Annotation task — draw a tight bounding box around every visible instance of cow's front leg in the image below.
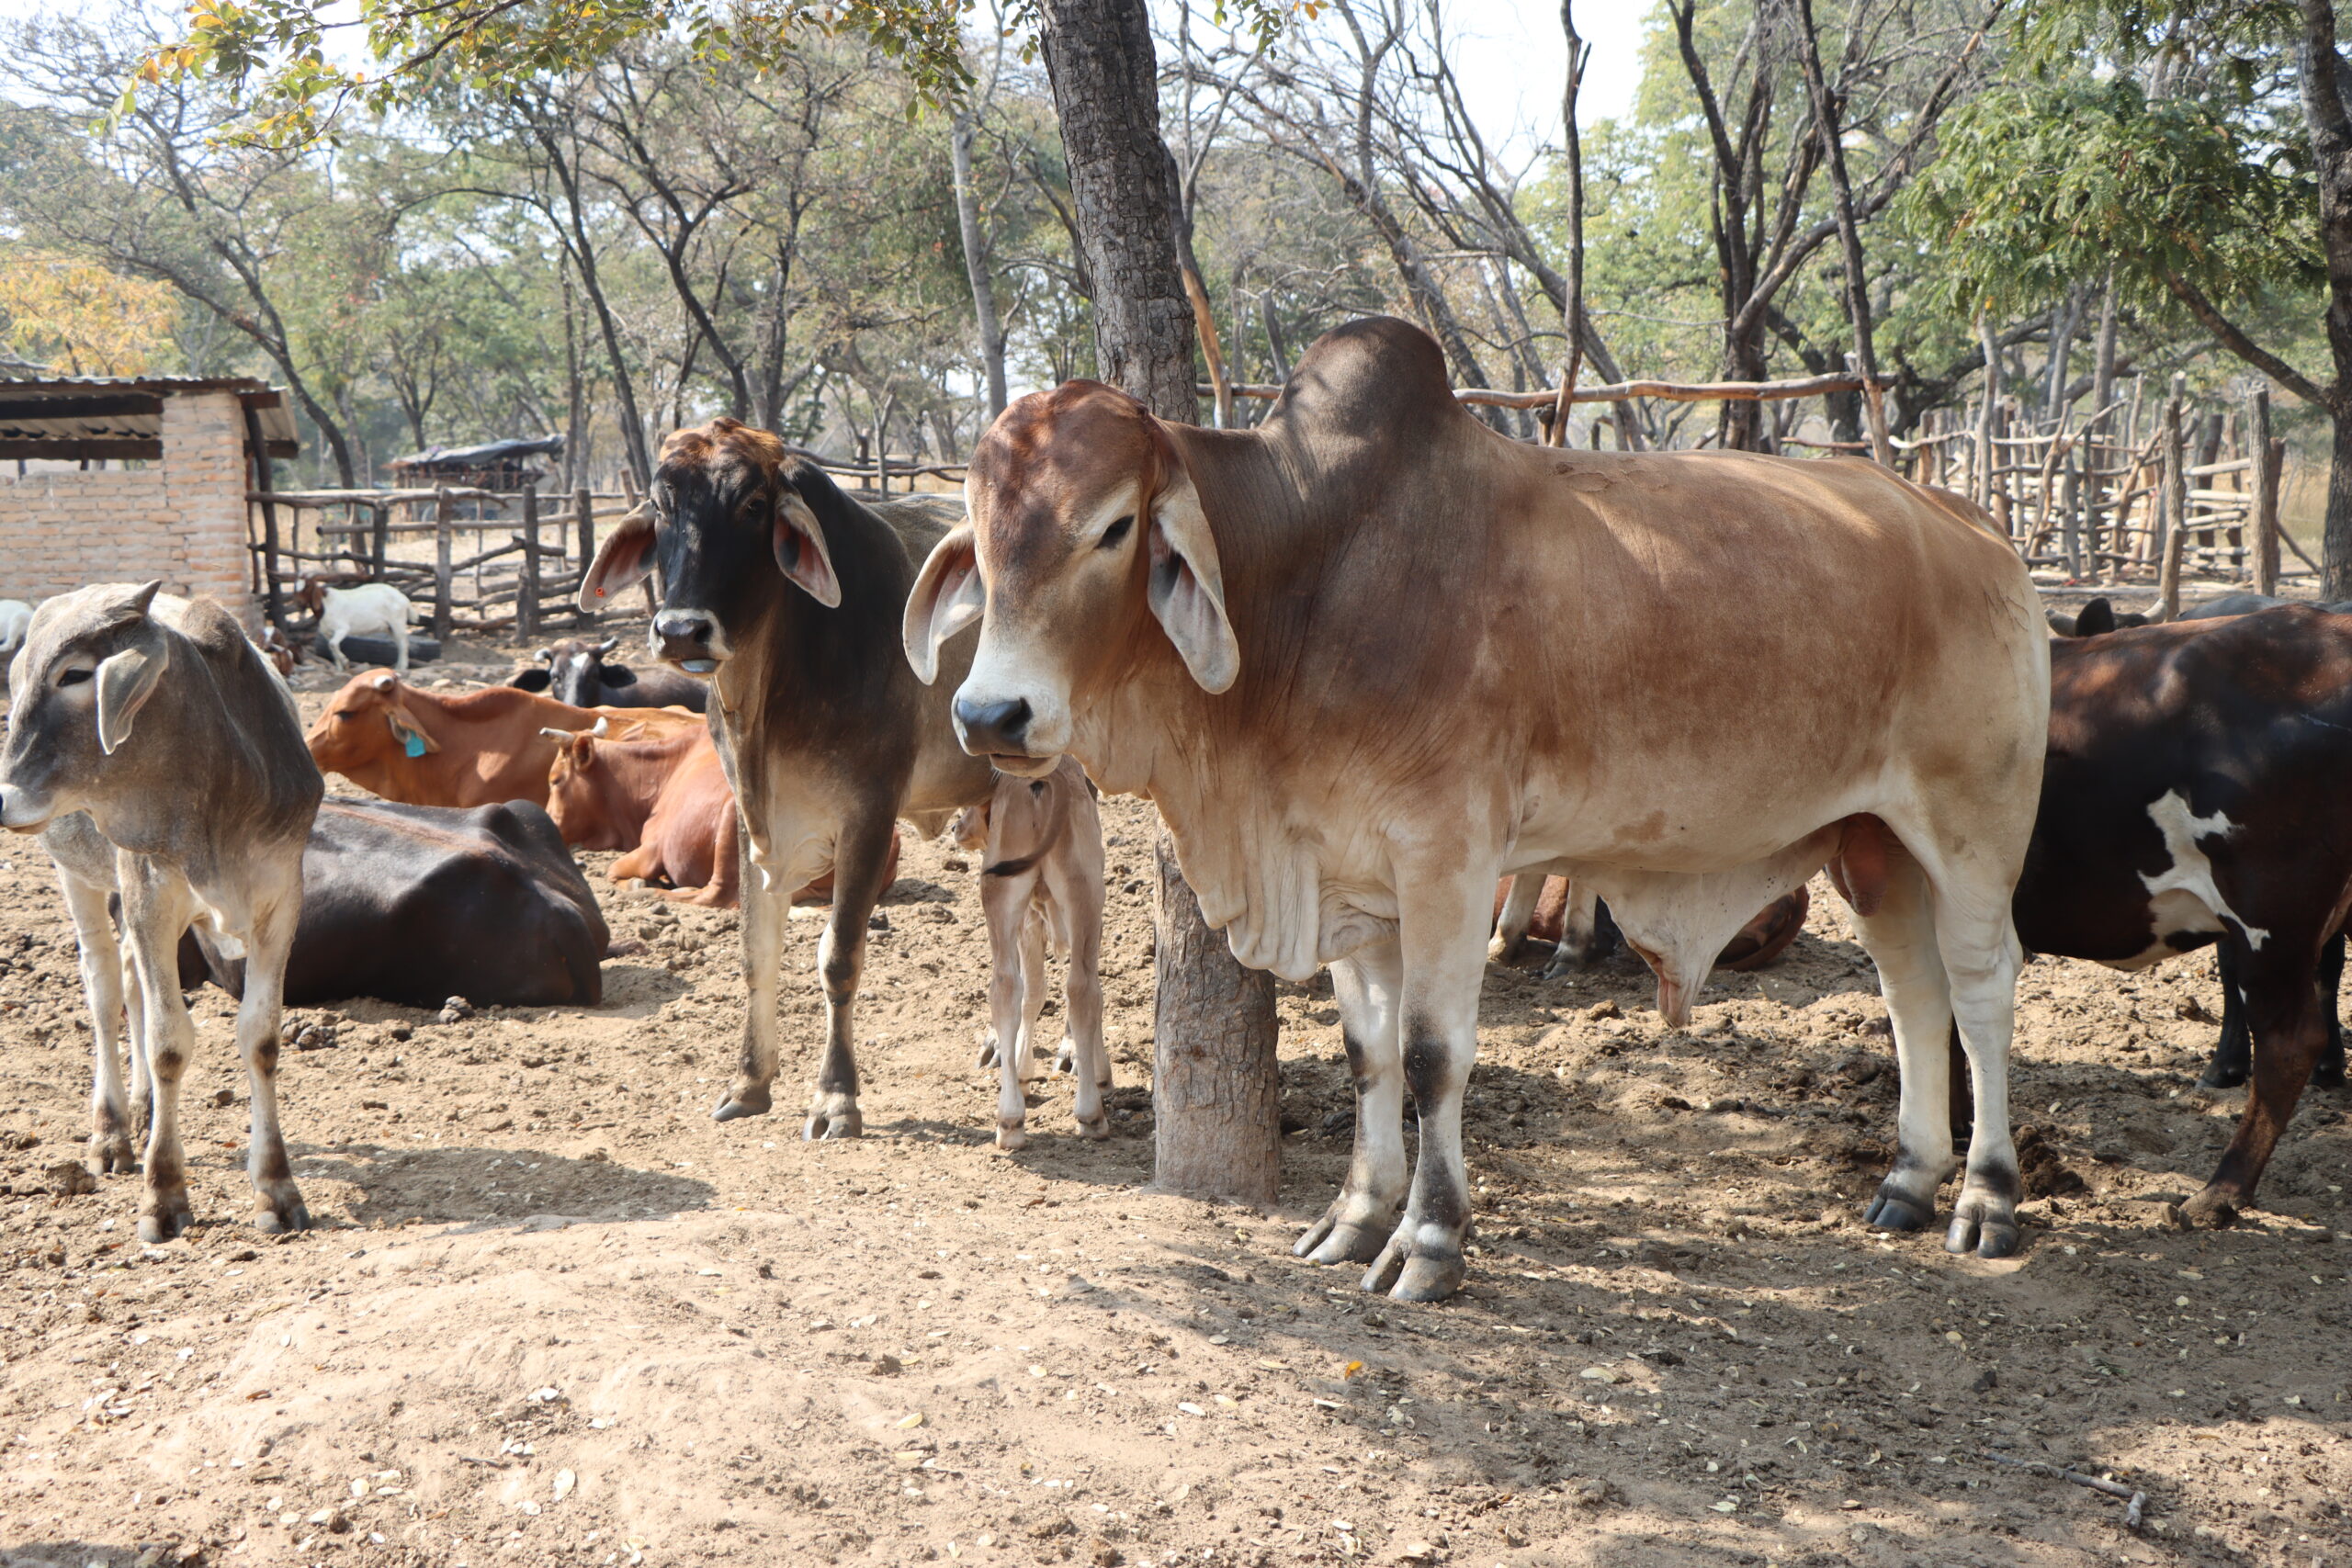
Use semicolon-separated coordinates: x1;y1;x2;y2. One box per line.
1295;938;1406;1268
232;877;309;1235
714;832;787;1122
59;870;137;1174
1362;910;1487;1302
802;812;897;1141
119;860;198;1242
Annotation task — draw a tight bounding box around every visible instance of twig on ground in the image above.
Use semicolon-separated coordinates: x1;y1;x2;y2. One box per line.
1984;1450;2149;1528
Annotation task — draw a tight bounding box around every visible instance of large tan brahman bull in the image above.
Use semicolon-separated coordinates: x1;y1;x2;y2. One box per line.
906;316;2049;1302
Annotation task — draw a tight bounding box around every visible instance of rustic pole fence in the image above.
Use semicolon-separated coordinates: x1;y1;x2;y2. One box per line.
433;487;455;642
518;485;541;642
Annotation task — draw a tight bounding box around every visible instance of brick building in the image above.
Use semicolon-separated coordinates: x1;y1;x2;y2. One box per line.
0;376;300;627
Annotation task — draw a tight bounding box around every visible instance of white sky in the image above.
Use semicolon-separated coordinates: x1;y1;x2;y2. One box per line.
0;0;1652;143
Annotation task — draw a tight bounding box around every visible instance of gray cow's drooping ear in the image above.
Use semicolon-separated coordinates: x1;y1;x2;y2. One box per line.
1147;474;1240;694
773;491;842;607
903;525;983;685
578;505;656;610
96;641;167;755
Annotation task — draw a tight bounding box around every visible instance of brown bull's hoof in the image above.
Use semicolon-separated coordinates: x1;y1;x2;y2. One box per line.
1717;886;1811;972
2173;1189;2241;1230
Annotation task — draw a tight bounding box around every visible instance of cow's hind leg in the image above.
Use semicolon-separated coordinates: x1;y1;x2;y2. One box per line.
1933;871;2025;1258
61;871;137;1174
801;812;897;1141
232;868;309;1234
1295;937;1406;1268
1847;843;1962;1238
2182;936;2329;1227
1539;884;1611;979
2315;932;2346;1089
1488;874;1543;964
1057;870;1110;1136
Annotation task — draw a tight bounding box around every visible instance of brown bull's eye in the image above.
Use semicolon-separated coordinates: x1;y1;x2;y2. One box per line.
1100;515;1135;550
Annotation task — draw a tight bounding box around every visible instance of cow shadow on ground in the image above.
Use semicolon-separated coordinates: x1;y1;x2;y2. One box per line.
291;1138;716;1226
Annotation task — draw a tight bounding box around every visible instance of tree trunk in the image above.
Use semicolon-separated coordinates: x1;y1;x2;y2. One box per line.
1039;0;1282;1207
951;107;1011;421
2296;0;2352;595
1790;0;1891;464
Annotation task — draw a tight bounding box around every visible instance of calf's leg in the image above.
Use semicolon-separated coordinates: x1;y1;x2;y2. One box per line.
980;868;1042;1151
1295;937;1406;1268
1056;868;1111;1135
1487;873;1543;964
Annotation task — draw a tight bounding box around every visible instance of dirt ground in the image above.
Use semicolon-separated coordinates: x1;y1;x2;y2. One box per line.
1;592;2348;1568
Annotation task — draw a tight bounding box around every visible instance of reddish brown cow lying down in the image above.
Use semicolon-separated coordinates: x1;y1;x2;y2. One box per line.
544;721;897;908
946;758;1106;1150
1490;874;1810;977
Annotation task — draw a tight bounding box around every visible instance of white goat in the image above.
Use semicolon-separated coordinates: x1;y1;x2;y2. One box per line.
300;576;415;672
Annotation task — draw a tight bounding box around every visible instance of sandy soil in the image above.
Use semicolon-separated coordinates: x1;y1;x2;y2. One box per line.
0;609;2347;1568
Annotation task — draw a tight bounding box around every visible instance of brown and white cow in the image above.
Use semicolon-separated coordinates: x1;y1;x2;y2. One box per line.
908;316;2050;1300
306;671;697;808
2;584;322;1241
947;758;1108;1150
580;420;1001;1139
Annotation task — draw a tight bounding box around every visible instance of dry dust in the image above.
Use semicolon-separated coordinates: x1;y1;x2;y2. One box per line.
0;610;2346;1568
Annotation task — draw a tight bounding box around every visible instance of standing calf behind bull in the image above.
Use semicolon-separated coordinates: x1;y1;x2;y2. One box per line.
910;316;2049;1301
582;421;997;1138
1;584;322;1241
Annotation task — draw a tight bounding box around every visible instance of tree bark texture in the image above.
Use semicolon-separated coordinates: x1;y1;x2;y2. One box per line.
1038;0;1283;1206
2298;0;2352;597
951;108;1011;420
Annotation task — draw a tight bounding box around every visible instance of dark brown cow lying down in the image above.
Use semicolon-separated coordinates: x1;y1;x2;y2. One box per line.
179;797;609;1008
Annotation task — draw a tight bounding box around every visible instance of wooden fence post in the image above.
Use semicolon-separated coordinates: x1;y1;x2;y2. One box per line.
519;485;541;642
2158;374;2187;580
1974;315;2000;515
244;407;288;635
434;487;455;641
371;502;390;578
574;486;595;626
2251;389;2279;596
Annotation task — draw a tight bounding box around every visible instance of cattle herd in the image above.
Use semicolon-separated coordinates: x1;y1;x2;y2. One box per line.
0;316;2346;1309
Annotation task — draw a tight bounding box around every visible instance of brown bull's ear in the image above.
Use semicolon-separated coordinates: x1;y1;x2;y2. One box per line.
1147;474;1240;694
95;641;167;755
773;491;842;608
579;506;656;610
903;524;984;685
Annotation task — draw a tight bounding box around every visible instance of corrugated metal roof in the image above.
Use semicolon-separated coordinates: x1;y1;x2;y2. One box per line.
0;374;300;460
389;434;564;471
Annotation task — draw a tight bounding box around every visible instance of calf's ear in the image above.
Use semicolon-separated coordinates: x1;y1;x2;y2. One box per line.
580;506;656;610
96;641;168;755
1147;474;1241;694
774;491;842;608
903;525;983;685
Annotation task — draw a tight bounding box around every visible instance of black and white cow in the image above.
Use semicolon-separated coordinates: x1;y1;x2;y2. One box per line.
2015;604;2352;1225
511;637;709;713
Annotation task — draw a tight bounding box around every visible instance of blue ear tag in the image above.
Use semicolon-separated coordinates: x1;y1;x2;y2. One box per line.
403;731;426;758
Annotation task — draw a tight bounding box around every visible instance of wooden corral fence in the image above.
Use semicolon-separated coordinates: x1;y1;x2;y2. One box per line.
246;444;967;642
1215;367;2291;590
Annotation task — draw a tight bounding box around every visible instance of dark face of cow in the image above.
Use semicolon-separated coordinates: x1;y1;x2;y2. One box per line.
578;419;840;677
0;581;173;832
528;637;628;706
903;385;1238;774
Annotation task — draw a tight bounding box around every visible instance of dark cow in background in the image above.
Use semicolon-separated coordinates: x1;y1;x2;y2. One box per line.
179;798;609;1008
512;636;708;713
2;584;322;1240
581;423;997;1139
2015;605;2352;1225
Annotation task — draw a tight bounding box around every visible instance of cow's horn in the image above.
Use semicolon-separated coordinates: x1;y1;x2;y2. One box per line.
597;636;620;655
370;672;398;692
589;716;610;738
535;647;554;662
537;726;573;741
